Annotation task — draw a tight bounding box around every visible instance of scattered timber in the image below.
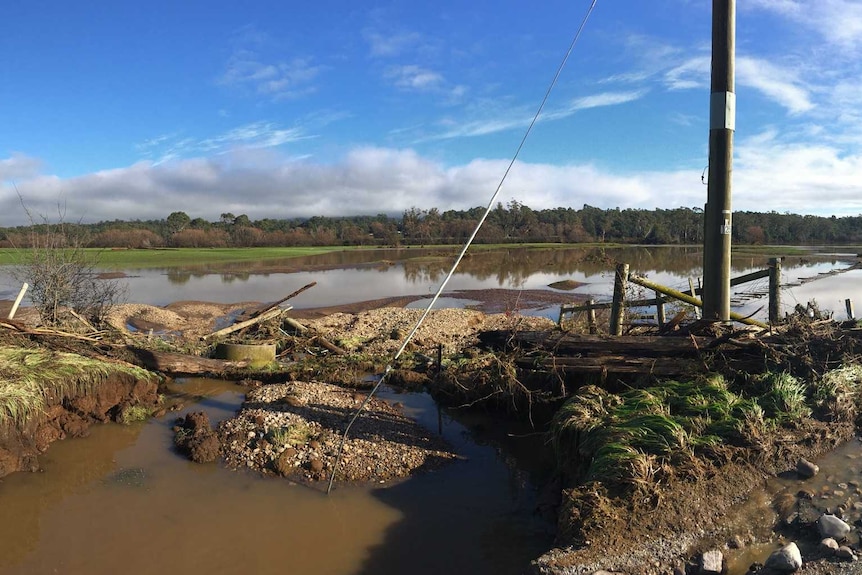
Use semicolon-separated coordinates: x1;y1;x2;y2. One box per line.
478;315;862;387
628;274;768;329
253;282;317;318
202;307;289;341
519;355;701;376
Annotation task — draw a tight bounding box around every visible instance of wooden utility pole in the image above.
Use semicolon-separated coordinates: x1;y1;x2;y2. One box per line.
702;0;736;322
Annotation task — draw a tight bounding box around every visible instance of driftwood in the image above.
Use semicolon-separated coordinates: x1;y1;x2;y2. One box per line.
202;307;289;341
481;330;714;356
0;321;105;342
284;316;309;334
126;346;248;375
520;355;700;376
280;316;347;355
312;336;348;356
253;282;317;318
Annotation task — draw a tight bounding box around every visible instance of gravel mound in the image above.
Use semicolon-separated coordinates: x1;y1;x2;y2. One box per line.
218;380;459;484
307;307;555;354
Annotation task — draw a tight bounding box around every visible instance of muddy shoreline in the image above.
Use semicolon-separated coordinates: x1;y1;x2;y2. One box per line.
5;286;862;575
0;372;160;478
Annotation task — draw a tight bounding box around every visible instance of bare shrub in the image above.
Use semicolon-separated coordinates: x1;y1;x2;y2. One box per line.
9;201;127;326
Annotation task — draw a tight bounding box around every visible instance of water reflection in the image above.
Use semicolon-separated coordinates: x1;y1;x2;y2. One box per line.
0;246;859;322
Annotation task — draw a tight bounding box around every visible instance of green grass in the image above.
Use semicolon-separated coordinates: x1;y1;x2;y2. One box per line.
0;246;355;269
118;404;153;425
551;370;822;488
0;346;157;427
265;423;313;451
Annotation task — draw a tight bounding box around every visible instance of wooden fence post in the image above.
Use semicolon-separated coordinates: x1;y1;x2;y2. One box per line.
8;283;28;320
768;257;782;324
587;299;597;334
655;293;666;329
846;298;855;321
609;263;629;336
688;278;701;319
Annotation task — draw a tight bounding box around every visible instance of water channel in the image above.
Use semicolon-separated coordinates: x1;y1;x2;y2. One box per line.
1;245;861;574
0;379;554;575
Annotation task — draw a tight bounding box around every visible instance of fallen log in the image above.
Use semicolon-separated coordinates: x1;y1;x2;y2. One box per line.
520;355;701;376
126;346;248;375
253;282;317;318
313;336;348;355
203;306;289;341
480;330;715;356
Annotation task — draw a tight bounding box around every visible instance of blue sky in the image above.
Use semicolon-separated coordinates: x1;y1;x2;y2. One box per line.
2;0;862;225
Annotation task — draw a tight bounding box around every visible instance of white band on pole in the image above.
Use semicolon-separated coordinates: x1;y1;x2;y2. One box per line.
710;91;736;131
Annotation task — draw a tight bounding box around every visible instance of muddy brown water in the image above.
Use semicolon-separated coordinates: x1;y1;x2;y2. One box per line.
722;438;862;575
0;378;554;575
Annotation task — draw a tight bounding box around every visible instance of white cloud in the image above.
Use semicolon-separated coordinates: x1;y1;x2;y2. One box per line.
219;49;322;99
736;57;813;114
385;65;444;91
663;56;710;90
733;129;862;214
751;0;862;51
562;90;648;113
427;90;647;140
364;30;423;58
136;122;314;164
0;153;43;182
5;134;862;227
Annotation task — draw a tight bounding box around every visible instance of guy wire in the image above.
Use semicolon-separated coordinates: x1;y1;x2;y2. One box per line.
327;0;600;494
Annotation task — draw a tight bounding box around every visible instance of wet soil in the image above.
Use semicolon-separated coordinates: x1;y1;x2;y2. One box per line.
531;420;857;575
0;372;160;478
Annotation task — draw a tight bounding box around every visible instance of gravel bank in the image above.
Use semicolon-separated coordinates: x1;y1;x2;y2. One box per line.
306;307;555;355
217;380;458;484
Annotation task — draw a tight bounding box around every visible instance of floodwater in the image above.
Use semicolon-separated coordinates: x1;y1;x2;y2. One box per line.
724;438;862;575
0;379;554;575
2;244;859;320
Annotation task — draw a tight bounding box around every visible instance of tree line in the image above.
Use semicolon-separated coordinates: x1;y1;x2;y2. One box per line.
2;203;861;249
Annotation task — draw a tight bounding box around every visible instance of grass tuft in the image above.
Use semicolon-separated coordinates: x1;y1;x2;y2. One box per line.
551;369;822;489
0;346;156;428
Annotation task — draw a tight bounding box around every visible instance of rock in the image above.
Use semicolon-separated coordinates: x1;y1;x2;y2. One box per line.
309;458;324;473
700;549;723;574
764;542;803;572
728;534;745;549
797;458;819;478
819;513;851;539
797;499;822;524
798;489;815;500
837;546;857;561
819;538;839;554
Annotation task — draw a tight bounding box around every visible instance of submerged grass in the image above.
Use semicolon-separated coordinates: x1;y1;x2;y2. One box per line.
0;345;156;427
551;368;834;489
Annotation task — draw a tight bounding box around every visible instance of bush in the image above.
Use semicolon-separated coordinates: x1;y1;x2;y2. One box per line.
10;204;126;326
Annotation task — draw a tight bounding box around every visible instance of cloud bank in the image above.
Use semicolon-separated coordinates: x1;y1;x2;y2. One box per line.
3;139;861;227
